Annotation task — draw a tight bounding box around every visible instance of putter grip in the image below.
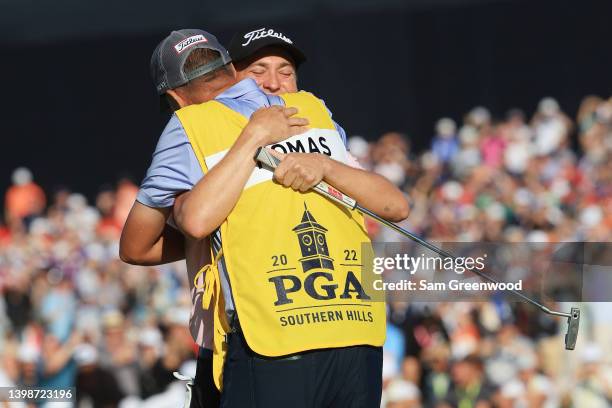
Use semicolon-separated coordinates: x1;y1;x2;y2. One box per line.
255;147;282;168
565;307;580;350
254;147;357;210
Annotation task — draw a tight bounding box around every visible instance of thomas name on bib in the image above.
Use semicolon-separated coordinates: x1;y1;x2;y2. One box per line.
204;128;348;190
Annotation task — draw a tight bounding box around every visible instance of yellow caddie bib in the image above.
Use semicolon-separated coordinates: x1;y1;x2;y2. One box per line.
176;91;386;389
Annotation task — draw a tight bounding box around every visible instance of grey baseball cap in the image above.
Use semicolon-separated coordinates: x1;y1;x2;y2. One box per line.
150;29;232;95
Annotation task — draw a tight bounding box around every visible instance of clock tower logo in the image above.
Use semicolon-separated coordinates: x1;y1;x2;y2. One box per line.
293;203;334;273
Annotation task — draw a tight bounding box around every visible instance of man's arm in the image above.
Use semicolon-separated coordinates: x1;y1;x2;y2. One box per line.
300;101;409;221
271;151;410;222
121;107;306;263
119;115;202;266
174;106;308;239
119;203;185;265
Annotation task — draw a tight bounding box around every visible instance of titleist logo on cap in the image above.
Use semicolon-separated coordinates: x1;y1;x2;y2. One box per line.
241;28;293;47
174;34;208;53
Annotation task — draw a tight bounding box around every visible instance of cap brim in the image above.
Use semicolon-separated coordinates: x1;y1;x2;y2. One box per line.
285;47;306;67
250;43;306;67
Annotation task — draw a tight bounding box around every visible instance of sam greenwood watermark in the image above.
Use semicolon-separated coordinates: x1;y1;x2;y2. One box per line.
373;278;523;292
361;242;612;302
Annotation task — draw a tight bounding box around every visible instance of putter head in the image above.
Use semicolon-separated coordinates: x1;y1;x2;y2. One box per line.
564;307;580;350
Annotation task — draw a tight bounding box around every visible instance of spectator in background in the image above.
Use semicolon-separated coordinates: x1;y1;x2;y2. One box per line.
162;307;197;373
384;379;422;408
98;310;140;397
382;352;422;408
0;338;17;387
442;355;495;408
531;97;572;157
451;125;481;179
515;352;559;407
0;220;10;243
38;329;80;390
4;167;46;226
385;322;406;374
479;122;506;168
3;274;32;335
576;95;604;134
572;344;612;408
38;273;76;342
421;344;452;406
402;356;422;387
112;177;138;227
75;343;125;407
579;97;612;170
137;326;173;399
96;186;123;240
16;344;39;386
431;118;459;165
48;187;71;215
502;110;532;176
372;132;413;188
464;106;491;131
347;135;372;169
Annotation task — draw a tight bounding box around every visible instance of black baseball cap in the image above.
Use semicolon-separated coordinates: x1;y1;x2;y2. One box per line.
150;29;232;95
228;27;306;68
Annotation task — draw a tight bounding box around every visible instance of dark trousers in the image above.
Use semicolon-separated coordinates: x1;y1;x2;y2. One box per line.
220;332;383;408
191;348;221;408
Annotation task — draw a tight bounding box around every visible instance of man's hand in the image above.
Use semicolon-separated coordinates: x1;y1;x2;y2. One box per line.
269;149;329;192
265;149;411;222
244;106;309;146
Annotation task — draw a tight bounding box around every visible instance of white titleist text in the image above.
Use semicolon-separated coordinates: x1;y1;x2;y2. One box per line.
174;35;207;53
242;28;293;47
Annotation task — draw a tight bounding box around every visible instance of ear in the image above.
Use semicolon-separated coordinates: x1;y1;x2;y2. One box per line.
227;63;237;79
166;89;189;109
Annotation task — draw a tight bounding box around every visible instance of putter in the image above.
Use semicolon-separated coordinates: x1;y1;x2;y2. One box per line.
255;147;580;350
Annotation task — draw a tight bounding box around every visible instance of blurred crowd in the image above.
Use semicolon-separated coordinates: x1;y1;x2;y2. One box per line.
1;176;196;407
1;94;611;407
358;95;612;408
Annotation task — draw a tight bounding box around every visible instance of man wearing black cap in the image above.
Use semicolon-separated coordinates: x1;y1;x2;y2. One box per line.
121;28;409;408
227;27;363;174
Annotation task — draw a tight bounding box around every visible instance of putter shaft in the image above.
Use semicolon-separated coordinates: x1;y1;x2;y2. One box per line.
254;147;579;349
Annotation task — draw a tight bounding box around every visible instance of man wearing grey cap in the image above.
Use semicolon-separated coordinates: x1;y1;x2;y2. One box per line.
122;28;308;408
121;28;408;407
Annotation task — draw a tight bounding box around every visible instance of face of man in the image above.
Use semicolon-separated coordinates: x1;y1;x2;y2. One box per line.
235;46;298;95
